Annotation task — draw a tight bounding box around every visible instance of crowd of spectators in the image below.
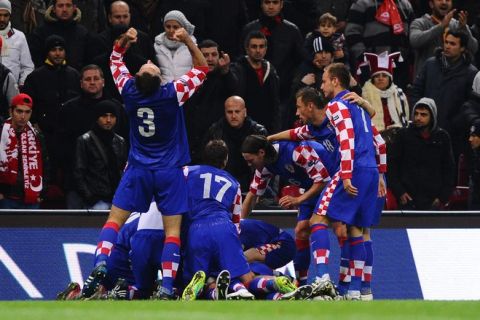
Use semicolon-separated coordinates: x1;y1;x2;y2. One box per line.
0;0;479;210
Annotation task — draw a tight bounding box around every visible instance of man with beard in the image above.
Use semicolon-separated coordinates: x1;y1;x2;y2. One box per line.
410;0;478;78
389;97;455;210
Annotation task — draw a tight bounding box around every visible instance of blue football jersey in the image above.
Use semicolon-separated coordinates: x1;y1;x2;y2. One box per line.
122;80;190;168
185;165;242;222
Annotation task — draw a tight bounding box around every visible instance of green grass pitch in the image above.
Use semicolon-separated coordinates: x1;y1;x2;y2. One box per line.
1;301;479;320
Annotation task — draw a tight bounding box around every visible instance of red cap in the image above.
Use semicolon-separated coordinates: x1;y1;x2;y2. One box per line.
364;51;402;79
11;93;33;109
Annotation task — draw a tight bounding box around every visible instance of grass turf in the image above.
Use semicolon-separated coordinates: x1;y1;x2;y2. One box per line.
1;301;480;320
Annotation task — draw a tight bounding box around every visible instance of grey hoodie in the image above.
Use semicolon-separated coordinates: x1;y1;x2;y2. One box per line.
412;97;438;131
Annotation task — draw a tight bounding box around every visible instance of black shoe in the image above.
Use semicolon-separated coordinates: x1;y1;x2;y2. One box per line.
215;270;230;300
56;282;81;300
81;264;107;299
108;278;130;300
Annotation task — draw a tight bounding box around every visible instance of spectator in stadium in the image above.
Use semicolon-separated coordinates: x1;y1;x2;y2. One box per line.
10;0;46;35
410;29;478;161
0;59;19;122
388;97;455;210
0;93;47;209
304;13;346;65
453;72;480;144
28;0;90;71
361;51;409;134
59;65;128;209
230;31;281;133
242;0;304;112
89;1;156;66
310;0;352;32
0;0;34;88
184;39;238;164
73;100;127;210
23;34;80;187
468;119;480;210
409;0;478;78
154;10;195;82
345;0;415;90
203;96;267;192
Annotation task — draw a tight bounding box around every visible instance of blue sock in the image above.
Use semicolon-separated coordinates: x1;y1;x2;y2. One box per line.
266;292;281;300
310;223;330;279
337;236;351;296
362;240;373;294
348;236;365;294
247;277;276;294
294;238;310;286
229;278;247;292
161;236;181;295
94;221;119;267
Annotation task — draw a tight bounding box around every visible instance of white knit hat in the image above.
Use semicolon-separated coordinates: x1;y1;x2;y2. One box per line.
0;0;11;14
163;10;195;35
472;71;480;95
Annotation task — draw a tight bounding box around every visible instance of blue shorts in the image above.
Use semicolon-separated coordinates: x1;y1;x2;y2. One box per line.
257;231;296;269
129;230;166;298
104;244;135;290
113;165;189;215
316;167;379;227
183;217;250;283
297;196;317;221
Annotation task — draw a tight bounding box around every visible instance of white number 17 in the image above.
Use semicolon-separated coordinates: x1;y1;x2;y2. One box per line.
200;173;232;202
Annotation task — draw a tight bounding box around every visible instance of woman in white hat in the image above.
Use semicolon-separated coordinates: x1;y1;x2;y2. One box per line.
154;10;196;82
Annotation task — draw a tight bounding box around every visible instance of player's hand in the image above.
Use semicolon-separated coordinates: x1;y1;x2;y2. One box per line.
172;28;189;42
301;73;315;85
279;195;300;209
118;28;137;48
399;192;412;205
343;92;366;106
378;175;386;197
218;52;231;74
343;179;358;197
441;9;456;28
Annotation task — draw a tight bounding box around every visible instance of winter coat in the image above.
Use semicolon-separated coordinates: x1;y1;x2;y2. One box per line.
204;117;267;192
411;49;478;136
388;98;455;209
27;6;90;71
154;33;195;82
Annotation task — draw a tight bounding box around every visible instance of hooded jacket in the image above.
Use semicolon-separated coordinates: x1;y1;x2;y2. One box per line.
27;5;89;71
388;97;455;209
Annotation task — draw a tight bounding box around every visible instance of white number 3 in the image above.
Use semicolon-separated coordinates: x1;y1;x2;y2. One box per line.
137;107;155;137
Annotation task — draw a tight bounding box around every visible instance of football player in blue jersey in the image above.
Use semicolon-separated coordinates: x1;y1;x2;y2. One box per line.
241;135;335;287
267;85;386;300
81;27;208;300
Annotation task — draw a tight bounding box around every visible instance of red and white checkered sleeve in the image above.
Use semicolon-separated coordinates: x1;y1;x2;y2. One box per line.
109;44;133;95
231;185;242;234
371;124;387;173
326;101;355;179
174;66;209;106
248;167;272;196
293;145;331;183
289;125;314;141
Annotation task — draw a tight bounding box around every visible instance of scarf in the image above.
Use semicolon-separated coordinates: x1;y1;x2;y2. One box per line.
0;120;43;203
156;32;182;50
362;80;409;131
0;22;14;57
259;14;283;36
375;0;404;35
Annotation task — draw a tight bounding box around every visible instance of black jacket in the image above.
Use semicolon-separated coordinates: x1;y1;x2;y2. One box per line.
184;67;238;163
204;117;267;192
73;129;127;204
58;94;128;190
231;56;281;133
388;125;455;210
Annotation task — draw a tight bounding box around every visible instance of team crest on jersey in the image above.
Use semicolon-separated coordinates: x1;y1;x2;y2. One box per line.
307;159;318;167
333;115;339;121
285;164;295;173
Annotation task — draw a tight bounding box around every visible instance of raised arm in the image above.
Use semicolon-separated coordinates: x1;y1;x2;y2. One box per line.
110;28;137;94
173;28;207;68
